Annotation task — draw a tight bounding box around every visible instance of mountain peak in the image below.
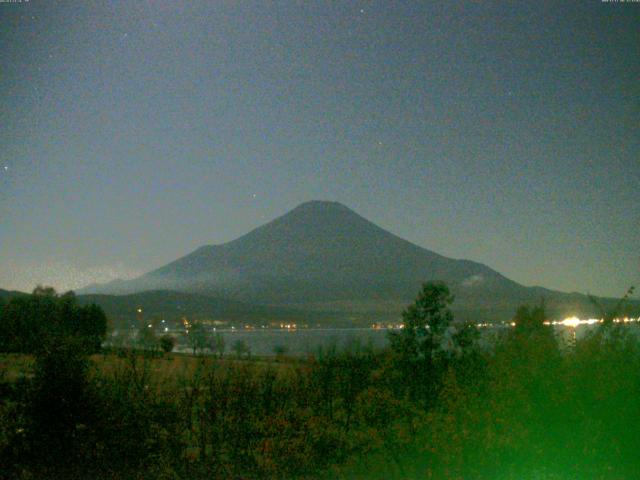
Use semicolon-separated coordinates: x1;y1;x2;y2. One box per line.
264;200;376;237
290;200;353;214
295;199;348;207
191;201;362;253
82;200;527;319
77;200;627;323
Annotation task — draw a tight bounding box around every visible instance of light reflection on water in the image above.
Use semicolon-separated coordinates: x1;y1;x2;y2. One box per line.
182;321;640;356
112;318;640;357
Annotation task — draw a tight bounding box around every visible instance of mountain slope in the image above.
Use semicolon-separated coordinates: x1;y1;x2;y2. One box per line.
80;201;634;321
76;290;316;326
2;288;341;328
86;201;513;298
0;289;28;302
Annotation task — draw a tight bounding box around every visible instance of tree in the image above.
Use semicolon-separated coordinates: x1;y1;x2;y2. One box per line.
388;281;456;403
26;338;93;464
589;286;635;327
78;303;108;353
0;286;107;354
0;297;4;351
159;334;176;353
186;322;210;355
451;321;480;357
137;325;158;354
389;281;455;362
513;302;546;333
581;286;637;358
509;300;558;356
211;332;225;358
232;339;250;359
33;285;57;297
273;344;288;359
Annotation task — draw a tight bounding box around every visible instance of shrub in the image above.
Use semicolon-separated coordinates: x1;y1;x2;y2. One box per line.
159;334;176;354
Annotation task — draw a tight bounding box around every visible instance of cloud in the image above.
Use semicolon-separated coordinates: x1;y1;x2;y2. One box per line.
0;258;142;293
461;274;485;287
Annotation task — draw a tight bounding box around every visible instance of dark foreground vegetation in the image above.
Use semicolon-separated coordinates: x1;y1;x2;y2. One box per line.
0;284;638;479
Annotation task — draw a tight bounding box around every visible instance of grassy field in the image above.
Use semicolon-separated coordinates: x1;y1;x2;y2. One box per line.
0;350;299;387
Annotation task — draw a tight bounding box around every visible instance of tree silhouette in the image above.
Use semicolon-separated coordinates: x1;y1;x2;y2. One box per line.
388;281;455;403
211;332;225;358
589;286;635;326
513;302;546;333
389;281;455;362
186;322;210;355
159;334;176;353
0;286;107;354
232;339;250;358
137;325;158;354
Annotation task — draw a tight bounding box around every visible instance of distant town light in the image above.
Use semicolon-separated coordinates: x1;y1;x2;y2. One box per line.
561;316;581;328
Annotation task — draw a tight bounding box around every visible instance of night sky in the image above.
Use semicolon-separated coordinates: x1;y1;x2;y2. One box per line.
1;1;638;297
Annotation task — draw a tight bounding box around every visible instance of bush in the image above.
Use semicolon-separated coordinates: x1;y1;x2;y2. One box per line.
159;334;176;353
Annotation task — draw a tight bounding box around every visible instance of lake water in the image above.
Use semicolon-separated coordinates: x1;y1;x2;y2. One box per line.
174;328;392;356
116;322;640;357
